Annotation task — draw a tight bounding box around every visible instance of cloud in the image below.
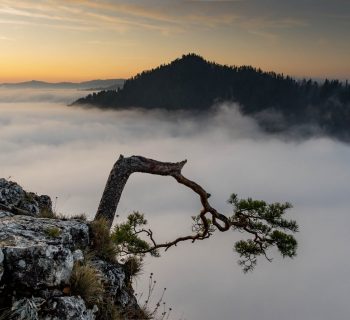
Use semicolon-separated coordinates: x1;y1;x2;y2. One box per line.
0;0;309;36
1;88;350;319
0;88;87;104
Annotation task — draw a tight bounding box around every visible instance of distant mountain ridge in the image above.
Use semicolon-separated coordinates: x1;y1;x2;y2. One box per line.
73;54;350;141
0;79;125;90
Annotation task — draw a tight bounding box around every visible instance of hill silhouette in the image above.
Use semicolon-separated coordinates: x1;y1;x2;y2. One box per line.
73;54;350;141
1;79;125;90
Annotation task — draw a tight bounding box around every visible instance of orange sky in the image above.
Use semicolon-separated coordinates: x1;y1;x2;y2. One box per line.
0;0;349;82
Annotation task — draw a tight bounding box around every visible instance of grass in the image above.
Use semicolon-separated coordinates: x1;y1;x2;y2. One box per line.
44;227;61;238
89;218;118;262
38;208;58;219
38;208;87;221
69;261;104;308
123;256;144;280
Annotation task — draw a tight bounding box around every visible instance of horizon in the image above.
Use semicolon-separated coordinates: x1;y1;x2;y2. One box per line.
1;53;349;84
0;0;349;82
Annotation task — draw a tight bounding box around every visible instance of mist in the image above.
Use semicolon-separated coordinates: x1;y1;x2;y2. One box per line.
1;88;349;320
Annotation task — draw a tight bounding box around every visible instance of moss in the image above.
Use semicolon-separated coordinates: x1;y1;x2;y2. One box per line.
44;227;61;238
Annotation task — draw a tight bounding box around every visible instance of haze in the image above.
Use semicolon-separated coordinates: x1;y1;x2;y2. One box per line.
0;88;349;319
1;0;349;82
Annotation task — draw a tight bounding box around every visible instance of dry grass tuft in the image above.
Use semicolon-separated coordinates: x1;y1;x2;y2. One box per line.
44;227;61;238
89;218;118;262
124;256;144;280
70;262;104;307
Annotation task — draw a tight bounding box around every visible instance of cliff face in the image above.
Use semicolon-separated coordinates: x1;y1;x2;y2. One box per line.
0;179;138;320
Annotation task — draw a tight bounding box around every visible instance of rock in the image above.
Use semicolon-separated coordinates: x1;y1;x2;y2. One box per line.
0;178;25;207
0;210;14;218
0;179;139;320
10;297;45;320
5;245;73;289
0;215;89;289
92;259;138;308
73;249;84;262
41;296;97;320
0;248;3;282
0;178;53;216
0;215;89;249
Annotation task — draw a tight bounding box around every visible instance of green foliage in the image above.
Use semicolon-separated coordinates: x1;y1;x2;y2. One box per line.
69;261;104;308
90;218;118;262
111;211;160;258
229;194;298;272
191;215;215;235
44;227;61;238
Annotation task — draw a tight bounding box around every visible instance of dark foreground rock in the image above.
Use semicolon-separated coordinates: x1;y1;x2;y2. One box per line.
0;179;139;320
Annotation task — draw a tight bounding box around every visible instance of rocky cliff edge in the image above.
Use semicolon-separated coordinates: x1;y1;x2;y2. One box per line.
0;178;139;320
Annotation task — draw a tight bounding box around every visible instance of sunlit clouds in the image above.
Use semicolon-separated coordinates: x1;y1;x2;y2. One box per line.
0;0;349;82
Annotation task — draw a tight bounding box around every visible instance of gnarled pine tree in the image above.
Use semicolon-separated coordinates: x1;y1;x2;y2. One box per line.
94;155;298;271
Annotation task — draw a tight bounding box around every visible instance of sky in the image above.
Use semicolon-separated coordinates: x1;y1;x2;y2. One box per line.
0;0;349;82
0;88;350;319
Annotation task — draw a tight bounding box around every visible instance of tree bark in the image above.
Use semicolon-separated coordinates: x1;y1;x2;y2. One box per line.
94;155;297;271
95;155;187;229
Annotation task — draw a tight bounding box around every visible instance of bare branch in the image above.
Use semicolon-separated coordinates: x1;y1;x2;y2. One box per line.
95;155;187;229
96;155;297;270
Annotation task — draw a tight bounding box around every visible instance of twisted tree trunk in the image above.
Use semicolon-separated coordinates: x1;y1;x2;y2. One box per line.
95;155;187;229
94;155;298;272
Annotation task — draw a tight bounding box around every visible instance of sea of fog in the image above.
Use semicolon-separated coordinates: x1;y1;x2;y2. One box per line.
0;88;349;320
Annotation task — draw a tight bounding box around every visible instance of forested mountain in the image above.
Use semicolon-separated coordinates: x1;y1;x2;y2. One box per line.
73;54;350;141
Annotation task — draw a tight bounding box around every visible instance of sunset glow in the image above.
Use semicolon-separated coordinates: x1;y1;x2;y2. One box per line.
1;0;349;82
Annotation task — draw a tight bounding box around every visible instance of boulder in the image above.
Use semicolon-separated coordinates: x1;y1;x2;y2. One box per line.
41;296;97;320
0;178;53;216
0;248;3;282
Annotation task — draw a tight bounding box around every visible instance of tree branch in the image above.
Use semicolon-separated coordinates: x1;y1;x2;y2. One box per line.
95;155;187;228
96;155;298;271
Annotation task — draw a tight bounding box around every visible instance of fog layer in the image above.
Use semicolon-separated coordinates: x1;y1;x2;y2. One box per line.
0;89;349;320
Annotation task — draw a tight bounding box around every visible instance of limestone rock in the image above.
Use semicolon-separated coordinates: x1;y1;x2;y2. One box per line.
0;215;89;289
41;296;96;320
0;215;89;249
0;178;53;216
5;245;74;289
92;259;138;308
0;248;3;282
0;179;139;320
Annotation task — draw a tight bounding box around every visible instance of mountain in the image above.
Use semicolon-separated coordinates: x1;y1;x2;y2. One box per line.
72;54;350;141
0;79;125;90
